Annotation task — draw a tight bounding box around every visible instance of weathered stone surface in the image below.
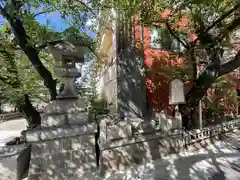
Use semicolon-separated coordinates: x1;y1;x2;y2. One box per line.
97;48;146;119
67;112;89;125
41;114;66;127
26;124;96;142
41;99;89;128
100;130;184;175
99;120;132;143
28;132;97;180
31;139;62;156
43;99;86;115
97;63;117;105
28;173;43;180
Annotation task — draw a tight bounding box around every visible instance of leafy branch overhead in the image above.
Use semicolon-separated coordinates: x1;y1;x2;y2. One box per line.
0;0;96;125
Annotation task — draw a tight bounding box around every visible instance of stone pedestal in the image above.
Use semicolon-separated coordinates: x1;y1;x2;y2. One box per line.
26;97;97;180
26;121;97;180
41;99;87;127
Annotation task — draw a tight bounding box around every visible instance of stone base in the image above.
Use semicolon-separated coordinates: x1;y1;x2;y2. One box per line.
41;99;87;127
98;115;184;176
100;133;183;176
26;124;97;180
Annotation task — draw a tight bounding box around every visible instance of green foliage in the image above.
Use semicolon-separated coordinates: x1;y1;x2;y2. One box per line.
0;49;50;107
0;0;96;109
88;99;109;117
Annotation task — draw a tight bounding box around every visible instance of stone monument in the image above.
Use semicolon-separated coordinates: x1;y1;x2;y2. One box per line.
26;41;97;180
169;78;185;129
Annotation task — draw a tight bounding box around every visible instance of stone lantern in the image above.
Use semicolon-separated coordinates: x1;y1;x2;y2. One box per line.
26;41;98;180
48;41;90;99
38;41;92;127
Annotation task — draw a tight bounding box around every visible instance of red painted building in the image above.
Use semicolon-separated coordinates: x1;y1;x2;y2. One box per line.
134;9;239;120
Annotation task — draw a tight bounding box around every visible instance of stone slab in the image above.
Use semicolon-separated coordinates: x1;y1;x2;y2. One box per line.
28;134;97;180
26;123;96;142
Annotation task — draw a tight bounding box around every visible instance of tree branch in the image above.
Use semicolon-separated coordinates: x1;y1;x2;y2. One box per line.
0;4;57;100
36;40;64;51
33;11;53;18
74;0;96;17
166;21;189;49
219;50;240;76
193;3;240;44
218;16;240;42
0;5;12;21
205;3;240;33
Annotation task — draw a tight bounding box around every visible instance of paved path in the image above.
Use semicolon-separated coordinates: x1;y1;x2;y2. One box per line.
0;118;27;180
0;118;27;147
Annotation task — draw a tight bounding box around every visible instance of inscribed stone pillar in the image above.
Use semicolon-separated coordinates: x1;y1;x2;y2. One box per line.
98;9;147;120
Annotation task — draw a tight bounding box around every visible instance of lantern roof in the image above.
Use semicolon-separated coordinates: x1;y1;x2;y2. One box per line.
47;41;92;62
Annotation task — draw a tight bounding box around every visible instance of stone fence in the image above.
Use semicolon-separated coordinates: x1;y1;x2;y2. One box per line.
0;144;31;180
8;116;238;180
183;119;240;146
0;112;23;122
0;108;44;122
98;117;240;175
0;144;25;159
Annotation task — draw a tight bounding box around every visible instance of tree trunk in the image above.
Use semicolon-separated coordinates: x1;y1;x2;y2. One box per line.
180;70;217;129
19;94;41;126
0;102;2;114
4;15;57;100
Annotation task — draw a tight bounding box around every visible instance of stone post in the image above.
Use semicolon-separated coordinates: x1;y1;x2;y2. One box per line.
26;41;97;180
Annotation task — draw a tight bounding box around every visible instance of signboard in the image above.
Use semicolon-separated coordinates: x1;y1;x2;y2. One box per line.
169;79;186;105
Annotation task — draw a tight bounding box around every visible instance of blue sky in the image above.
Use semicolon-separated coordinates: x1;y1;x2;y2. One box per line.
0;8;95;38
35;11;95;38
35;11;69;32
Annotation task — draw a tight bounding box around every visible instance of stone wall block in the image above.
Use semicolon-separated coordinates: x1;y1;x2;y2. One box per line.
45;139;62;153
31;143;45;157
100;121;133;143
28;173;45;180
70;136;83;150
41;114;66;127
32;139;62;156
67;112;89;125
61;135;95;151
29;157;46;175
80;135;95;150
72;149;96;172
100;141;151;174
62;137;72;151
48;151;72;168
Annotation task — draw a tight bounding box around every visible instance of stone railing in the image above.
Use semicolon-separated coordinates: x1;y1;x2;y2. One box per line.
0;112;23;122
0;144;31;180
0;144;25;158
0;108;44;122
98;115;240;175
183;119;240;146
